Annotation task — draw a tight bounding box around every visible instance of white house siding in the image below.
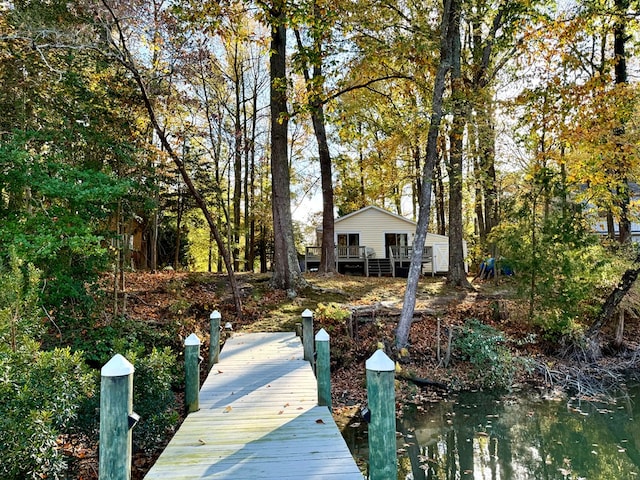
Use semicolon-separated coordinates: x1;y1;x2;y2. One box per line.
335;207;416;259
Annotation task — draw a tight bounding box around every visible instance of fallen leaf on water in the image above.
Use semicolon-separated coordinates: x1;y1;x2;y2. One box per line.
223;406;232;413
315;419;325;424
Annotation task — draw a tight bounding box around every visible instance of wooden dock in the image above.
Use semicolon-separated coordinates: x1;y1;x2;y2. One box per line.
143;332;364;479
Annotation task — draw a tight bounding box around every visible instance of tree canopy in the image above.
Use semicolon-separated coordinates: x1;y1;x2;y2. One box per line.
0;0;639;332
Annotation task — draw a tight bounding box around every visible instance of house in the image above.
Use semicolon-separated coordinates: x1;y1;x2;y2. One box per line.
305;205;465;276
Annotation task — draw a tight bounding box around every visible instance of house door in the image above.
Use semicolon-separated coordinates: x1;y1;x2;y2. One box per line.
384;233;408;258
337;233;360;257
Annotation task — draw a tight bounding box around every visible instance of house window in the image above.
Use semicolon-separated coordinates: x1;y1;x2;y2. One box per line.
385;233;408;258
337;233;360;257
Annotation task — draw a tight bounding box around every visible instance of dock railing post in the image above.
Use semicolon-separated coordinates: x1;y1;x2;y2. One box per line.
185;333;201;414
366;349;397;480
99;354;136;480
209;310;221;369
315;328;331;410
301;309;314;366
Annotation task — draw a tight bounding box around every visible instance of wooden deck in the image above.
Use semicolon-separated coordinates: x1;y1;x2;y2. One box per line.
143;332;364;479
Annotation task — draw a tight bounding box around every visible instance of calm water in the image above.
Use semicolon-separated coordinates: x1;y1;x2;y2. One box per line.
344;386;640;479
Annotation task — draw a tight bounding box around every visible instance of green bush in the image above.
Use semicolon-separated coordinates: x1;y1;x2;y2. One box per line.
314;302;351;334
314;303;356;369
74;316;177;368
490;207;611;338
454;319;517;389
127;347;180;453
0;342;95;479
0;251;96;480
0;248;43;348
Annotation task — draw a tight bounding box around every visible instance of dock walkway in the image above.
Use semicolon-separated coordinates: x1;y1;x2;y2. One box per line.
143;332;364;479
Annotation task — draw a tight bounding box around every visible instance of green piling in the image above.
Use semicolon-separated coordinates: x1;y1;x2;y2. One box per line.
302;309;314;367
99;354;135;480
366;349;397;480
209;310;221;369
185;333;201;414
315;328;331;410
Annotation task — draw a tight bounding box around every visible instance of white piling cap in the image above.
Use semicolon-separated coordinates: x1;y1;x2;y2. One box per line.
365;349;395;372
210;310;221;320
315;328;330;342
101;354;135;377
302;308;313;318
185;333;201;346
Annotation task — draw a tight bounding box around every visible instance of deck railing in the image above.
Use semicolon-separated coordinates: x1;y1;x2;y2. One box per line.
305;245;367;261
389;245;435;276
305;246;369;274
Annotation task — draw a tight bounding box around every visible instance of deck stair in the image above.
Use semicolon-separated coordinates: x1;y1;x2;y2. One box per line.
368;258;392;276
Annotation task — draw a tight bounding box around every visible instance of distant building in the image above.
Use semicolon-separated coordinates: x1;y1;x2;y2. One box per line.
304;205;467;276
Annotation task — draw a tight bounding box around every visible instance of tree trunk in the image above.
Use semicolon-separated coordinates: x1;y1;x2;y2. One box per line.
434;152;446;236
316;108;337;274
397;0;456;350
269;5;305;291
233;41;243;270
293;27;336;275
412;146;421;220
174;184;182;269
607;210;616;240
445;0;471;289
587;256;640;339
614;0;631;244
614;308;625;349
479;102;498;235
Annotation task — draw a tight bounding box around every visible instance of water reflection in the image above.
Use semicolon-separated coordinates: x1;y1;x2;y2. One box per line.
345;386;640;479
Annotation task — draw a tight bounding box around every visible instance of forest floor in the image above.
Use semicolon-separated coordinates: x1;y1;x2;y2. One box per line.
68;271;640;479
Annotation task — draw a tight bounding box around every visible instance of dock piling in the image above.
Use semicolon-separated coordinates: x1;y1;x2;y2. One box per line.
99;354;135;480
365;348;397;480
315;328;331;410
301;309;314;367
185;333;201;414
209;310;221;368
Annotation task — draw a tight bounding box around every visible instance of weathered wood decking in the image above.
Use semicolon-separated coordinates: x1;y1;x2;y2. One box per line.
143;332;364;479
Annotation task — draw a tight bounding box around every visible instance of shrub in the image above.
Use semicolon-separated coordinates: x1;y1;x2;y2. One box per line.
0;248;43;349
127;347;180;453
314;303;355;368
75;316;177;368
453;319;517;389
314;302;351;334
490;208;612;338
0;251;96;480
0;342;95;479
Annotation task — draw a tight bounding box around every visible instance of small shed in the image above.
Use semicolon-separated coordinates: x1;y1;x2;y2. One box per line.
306;205;465;276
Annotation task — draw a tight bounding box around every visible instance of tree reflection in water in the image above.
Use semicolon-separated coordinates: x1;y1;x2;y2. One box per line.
346;386;640;479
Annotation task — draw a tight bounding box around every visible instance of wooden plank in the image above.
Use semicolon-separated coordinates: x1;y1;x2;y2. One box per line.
143;332;364;480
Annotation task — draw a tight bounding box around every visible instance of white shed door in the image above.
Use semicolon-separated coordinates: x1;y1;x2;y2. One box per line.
432;243;449;273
